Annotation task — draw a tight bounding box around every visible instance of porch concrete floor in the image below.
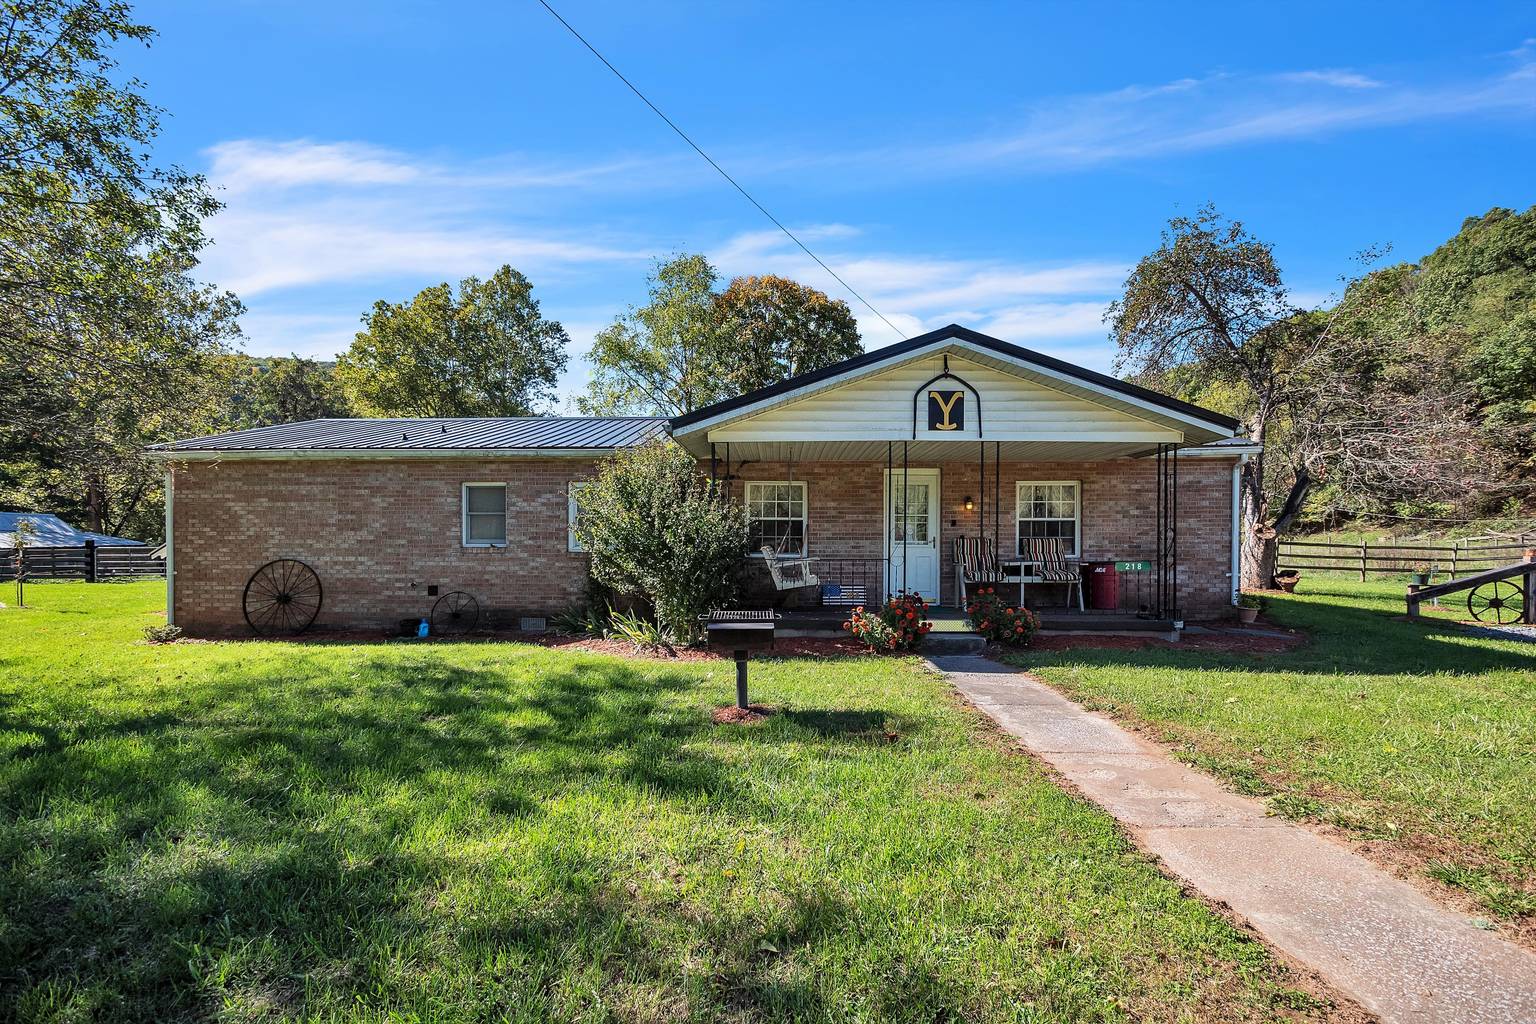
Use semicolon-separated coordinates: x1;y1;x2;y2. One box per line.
933;654;1536;1024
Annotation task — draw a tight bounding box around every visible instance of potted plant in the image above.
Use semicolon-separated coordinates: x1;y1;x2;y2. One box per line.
1273;569;1301;593
1236;592;1263;624
1410;562;1431;586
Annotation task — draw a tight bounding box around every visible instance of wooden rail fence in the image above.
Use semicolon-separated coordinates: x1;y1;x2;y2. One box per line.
2;541;164;581
1278;538;1535;581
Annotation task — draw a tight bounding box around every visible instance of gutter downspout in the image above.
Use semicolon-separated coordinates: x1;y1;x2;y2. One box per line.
1230;454;1247;605
164;467;174;625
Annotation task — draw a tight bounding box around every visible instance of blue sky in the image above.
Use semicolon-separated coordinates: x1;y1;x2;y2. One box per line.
126;1;1536;407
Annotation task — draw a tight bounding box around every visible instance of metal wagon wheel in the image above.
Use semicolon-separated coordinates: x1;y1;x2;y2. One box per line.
242;558;323;635
431;591;480;634
1467;580;1525;625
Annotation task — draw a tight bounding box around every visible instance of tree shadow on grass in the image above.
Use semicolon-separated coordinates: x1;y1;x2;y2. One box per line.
0;654;772;1020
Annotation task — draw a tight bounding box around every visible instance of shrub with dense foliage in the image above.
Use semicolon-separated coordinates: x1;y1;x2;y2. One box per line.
844;592;931;651
966;587;1041;646
572;441;747;642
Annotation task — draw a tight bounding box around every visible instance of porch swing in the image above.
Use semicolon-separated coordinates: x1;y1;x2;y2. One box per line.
759;443;819;601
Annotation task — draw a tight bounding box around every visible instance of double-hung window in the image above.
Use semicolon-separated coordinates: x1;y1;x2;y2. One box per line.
462;482;507;546
1016;481;1080;557
567;481;590;553
746;481;807;557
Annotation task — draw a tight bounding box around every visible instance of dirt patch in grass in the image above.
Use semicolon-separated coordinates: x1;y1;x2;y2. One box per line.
710;704;776;725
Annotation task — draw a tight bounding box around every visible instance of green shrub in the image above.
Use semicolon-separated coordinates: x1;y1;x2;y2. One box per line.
1237;592;1265;610
965;587;1040;646
573;441;748;642
142;623;183;644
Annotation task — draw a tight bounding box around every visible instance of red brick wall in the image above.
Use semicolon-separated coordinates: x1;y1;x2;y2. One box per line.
170;452;1240;632
170;458;598;634
732;456;1238;617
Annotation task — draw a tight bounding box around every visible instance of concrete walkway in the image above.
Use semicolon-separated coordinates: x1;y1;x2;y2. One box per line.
931;655;1536;1024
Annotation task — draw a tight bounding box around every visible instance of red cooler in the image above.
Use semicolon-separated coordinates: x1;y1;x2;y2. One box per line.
1086;561;1119;610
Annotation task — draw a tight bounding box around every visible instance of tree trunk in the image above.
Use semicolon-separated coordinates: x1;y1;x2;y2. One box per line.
85;479;104;535
1238;458;1268;590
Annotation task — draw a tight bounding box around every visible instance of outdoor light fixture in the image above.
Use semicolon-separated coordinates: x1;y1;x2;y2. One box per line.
964;495;974;510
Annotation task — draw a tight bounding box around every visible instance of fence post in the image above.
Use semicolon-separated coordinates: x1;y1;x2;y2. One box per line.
85;539;97;583
1407;583;1420;619
1360;541;1367;582
1524;548;1535;626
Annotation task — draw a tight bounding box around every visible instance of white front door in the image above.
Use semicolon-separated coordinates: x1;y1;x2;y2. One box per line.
884;468;941;602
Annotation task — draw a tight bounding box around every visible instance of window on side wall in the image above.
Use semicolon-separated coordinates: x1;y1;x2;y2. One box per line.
1016;481;1080;557
567;481;590;552
462;482;507;546
746;481;807;557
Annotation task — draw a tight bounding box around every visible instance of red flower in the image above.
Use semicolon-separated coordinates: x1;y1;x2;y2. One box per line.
842;620;852;631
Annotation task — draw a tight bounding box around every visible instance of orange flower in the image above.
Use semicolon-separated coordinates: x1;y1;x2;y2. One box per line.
842;621;852;631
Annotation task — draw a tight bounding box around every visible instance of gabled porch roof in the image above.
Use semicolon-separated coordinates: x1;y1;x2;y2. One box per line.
669;325;1240;463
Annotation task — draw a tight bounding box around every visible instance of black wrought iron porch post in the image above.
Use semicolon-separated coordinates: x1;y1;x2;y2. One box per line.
886;441;893;601
1172;444;1180;621
993;441;1001;557
902;440;909;595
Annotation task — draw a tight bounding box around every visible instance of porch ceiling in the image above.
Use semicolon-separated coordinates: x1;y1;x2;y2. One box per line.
702;438;1167;463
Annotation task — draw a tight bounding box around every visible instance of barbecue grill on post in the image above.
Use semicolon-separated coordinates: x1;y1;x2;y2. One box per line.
702;610;778;710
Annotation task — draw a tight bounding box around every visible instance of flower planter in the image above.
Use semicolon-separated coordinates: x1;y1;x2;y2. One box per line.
1274;572;1301;594
1236;606;1259;624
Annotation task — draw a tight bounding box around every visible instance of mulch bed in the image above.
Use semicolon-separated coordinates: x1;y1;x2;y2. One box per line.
1026;622;1305;655
521;635;870;660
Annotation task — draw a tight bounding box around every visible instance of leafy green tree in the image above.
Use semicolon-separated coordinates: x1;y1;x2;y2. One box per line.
580;254;725;416
337;266;568;417
580;255;863;415
1109;205;1491;586
222;354;353;428
572;440;747;642
714;274;862;395
0;0;240;537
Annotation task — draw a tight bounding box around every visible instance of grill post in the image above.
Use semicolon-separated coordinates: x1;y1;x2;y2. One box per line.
735;653;749;710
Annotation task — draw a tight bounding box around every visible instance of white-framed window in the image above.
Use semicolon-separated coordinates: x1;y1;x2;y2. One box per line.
745;481;807;557
462;482;507;546
1016;480;1080;557
567;481;590;553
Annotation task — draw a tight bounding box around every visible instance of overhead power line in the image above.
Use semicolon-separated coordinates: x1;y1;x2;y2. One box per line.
533;0;907;341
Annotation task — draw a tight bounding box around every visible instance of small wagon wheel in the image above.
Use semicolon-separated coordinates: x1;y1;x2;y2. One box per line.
1467;580;1525;625
431;591;480;634
243;558;323;635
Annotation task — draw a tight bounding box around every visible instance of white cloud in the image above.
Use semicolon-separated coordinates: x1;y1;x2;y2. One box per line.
1275;69;1383;89
709;229;1120;361
821;60;1536;178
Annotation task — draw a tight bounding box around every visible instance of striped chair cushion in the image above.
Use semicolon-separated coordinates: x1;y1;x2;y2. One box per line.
1020;538;1079;582
952;536;1006;582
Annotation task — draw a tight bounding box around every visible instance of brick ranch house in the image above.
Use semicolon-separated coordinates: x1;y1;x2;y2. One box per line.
153;325;1258;635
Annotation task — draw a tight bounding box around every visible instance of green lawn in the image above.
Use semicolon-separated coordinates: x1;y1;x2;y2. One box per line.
0;582;1329;1023
1008;577;1536;920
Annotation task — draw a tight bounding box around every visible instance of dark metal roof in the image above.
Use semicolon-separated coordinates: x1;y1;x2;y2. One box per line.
155;417;670;453
669;324;1241;432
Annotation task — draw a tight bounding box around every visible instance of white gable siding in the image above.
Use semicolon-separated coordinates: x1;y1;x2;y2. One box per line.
707;355;1181;444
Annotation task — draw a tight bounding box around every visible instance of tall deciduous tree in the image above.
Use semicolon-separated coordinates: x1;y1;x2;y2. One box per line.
580;254;724;416
0;0;242;537
1109;205;1492;587
336;266;569;417
580;255;864;416
714;274;862;395
221;354;353;428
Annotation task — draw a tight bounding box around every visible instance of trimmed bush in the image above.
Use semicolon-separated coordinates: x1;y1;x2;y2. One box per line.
573;441;748;642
